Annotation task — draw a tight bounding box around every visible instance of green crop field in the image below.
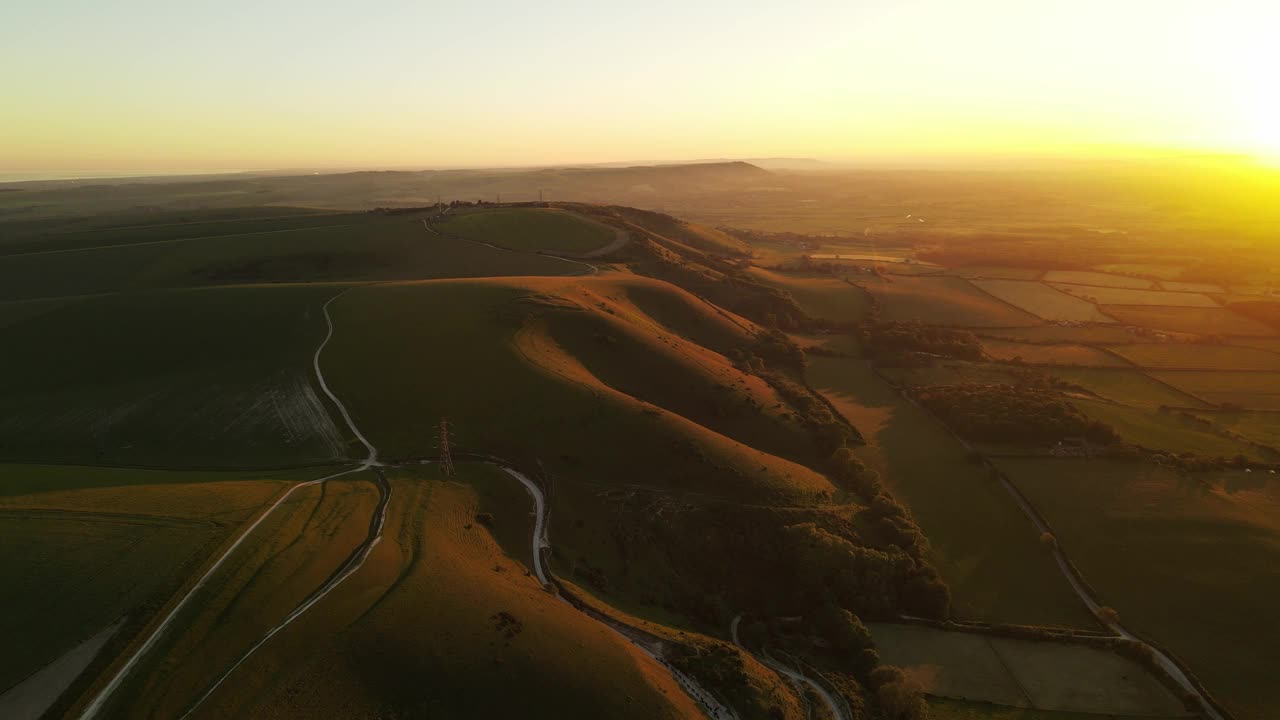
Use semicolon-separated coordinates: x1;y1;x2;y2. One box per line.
1042;271;1155;289
0;285;352;467
806;353;1094;628
1108;343;1280;371
745;267;870;323
1050;368;1208;408
0;464;307;702
437;207;618;254
1103;306;1276;337
982;340;1128;367
854;276;1042;327
998;458;1280;720
970;280;1115;323
867;622;1185;716
1072;397;1273;461
1147;371;1280;410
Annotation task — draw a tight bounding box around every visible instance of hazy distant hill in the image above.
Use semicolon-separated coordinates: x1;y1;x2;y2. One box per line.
0;161;773;221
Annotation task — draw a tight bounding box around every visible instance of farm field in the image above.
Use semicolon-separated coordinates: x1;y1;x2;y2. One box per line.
1070;397;1273;461
1102;306;1276;336
805;352;1094;628
981;340;1128;367
0;284;351;467
178;467;719;720
1095;263;1184;280
437;207;619;254
950;266;1044;280
1042;270;1154;289
1161;281;1226;294
744;267;870;323
998;458;1280;720
970;279;1115;323
977;324;1140;345
1189;411;1280;451
1146;371;1280;410
853;275;1042;327
1107;343;1280;371
1049;368;1209;408
0;464;305;710
866;622;1187;716
1049;284;1218;307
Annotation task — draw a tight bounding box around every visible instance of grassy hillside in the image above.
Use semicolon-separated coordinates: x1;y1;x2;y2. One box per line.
437;207;619;254
0;285;351;467
324;277;832;505
0;464;318;708
0;214;579;302
179;466;730;720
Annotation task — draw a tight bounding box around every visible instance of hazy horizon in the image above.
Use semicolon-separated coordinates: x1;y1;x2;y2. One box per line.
4;0;1277;176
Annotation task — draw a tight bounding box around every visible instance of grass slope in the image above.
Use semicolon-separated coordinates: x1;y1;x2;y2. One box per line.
324;277;832;505
188;467;714;720
438;207;618;254
0;215;578;302
745;267;871;324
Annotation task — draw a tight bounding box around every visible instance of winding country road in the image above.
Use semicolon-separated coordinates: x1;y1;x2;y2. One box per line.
78;291;383;720
994;473;1225;720
730;615;849;720
497;465;739;720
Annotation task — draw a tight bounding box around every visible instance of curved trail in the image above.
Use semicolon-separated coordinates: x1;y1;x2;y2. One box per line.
174;291;389;719
995;474;1225;720
497;465;738;720
730;615;848;720
78;291;382;720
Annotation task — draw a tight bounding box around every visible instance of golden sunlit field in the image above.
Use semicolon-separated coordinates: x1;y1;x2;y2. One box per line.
2;155;1278;720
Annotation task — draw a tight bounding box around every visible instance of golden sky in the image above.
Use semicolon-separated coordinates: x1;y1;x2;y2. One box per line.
2;0;1277;174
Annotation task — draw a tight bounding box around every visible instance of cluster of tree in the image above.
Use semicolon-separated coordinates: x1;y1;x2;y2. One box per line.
784;522;948;620
763;373;860;453
910;384;1119;445
721;228;832;251
858;321;983;364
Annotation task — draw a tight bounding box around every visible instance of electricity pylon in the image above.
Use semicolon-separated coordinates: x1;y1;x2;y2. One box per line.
438;417;455;477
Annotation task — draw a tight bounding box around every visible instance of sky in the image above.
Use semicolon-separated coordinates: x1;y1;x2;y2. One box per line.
2;0;1277;175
